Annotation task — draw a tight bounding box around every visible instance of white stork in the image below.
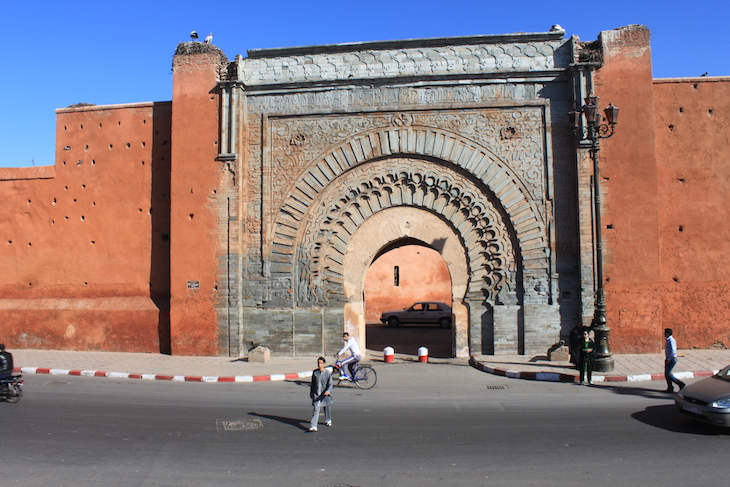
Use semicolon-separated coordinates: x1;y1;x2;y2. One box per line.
204;33;213;44
190;31;199;40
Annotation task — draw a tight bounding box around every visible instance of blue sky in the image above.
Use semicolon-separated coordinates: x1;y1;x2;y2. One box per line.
1;0;727;168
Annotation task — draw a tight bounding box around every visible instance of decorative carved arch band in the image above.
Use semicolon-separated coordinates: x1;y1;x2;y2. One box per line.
271;125;551;306
294;158;517;305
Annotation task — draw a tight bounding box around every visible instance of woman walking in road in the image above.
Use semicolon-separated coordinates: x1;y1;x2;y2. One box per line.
309;357;333;432
578;328;595;385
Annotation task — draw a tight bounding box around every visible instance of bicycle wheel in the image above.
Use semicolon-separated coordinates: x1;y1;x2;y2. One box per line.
354;365;377;389
331;366;343;386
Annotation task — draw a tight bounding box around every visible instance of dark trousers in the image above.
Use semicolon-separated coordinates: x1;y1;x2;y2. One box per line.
578;355;593;383
665;358;685;390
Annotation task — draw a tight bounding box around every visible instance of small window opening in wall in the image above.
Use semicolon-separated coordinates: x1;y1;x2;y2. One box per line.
394;266;400;287
607;224;614;229
679;106;684;113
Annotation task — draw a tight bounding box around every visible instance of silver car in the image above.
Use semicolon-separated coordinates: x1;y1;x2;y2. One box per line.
675;364;730;427
379;301;453;328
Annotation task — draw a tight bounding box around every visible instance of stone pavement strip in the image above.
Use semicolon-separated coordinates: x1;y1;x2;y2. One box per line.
8;348;730;384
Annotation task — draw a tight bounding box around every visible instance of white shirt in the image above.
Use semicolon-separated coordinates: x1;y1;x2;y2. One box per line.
665;335;677;360
338;337;362;357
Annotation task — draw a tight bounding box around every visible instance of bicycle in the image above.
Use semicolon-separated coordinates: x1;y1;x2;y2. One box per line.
332;359;377;389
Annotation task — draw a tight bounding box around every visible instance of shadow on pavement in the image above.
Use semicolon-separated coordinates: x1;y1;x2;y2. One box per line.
366;323;453;358
631;404;730;435
248;412;309;431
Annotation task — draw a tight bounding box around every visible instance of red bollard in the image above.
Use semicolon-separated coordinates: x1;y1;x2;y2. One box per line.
418;346;428;363
383;346;394;363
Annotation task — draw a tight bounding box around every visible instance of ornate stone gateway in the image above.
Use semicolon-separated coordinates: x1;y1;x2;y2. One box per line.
221;31;578;357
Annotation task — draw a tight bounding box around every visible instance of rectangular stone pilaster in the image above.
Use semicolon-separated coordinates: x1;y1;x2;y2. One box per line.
493;305;521;354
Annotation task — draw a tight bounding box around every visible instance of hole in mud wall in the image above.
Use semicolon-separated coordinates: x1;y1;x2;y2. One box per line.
126;143;131;149
708;109;714;116
189;214;194;220
109;144;113;150
668;124;675;131
679;107;684;113
678;225;684;232
91;160;96;165
90;241;95;245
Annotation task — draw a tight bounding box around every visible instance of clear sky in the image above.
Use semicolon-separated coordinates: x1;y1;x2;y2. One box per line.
1;0;727;168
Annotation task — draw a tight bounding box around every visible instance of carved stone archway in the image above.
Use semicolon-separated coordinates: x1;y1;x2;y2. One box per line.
269;125;555;355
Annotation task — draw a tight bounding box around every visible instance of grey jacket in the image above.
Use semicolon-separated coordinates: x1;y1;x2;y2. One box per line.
310;368;333;406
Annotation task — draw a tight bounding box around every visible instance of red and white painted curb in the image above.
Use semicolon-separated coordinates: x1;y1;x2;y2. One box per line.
14;366;312;383
469;356;718;383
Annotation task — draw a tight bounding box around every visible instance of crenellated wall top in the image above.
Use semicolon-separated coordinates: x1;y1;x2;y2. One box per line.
238;32;571;87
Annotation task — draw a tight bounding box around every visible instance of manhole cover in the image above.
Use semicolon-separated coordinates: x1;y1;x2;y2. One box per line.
487;385;508;390
217;419;263;431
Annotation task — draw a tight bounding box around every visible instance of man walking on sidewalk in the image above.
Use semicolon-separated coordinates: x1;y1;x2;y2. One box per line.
664;328;686;393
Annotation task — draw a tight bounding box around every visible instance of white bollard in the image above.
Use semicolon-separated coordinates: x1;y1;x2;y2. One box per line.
418;346;428;363
383;346;395;363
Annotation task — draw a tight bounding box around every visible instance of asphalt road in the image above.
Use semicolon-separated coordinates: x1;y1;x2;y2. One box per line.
1;362;727;487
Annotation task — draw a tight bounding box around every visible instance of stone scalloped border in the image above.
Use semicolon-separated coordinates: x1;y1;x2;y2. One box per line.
14;366;313;383
468;356;718;383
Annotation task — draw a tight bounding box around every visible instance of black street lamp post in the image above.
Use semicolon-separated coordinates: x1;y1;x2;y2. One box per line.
569;94;619;372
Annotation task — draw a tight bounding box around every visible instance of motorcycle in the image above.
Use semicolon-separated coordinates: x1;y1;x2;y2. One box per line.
0;375;23;403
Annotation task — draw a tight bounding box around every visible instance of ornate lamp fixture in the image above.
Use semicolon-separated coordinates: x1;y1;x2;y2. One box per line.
570;94;619;372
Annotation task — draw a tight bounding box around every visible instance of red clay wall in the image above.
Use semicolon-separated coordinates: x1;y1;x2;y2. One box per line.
364;245;452;323
0;103;171;352
653;77;730;349
593;26;664;352
168;51;224;355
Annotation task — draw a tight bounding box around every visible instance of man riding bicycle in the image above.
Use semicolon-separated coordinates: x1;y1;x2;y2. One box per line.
335;332;362;381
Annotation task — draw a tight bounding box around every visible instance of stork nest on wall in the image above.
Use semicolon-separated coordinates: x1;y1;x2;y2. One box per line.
174;41;228;65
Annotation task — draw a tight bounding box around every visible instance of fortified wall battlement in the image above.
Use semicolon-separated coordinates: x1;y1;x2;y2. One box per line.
1;25;729;357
